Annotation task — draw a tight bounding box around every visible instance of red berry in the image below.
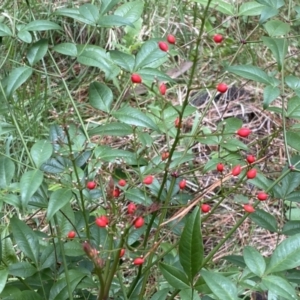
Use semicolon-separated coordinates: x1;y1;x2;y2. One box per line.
247;169;257;179
143;175;153;185
95;216;109;227
246;155;256;164
87;181;96;190
179;179;186;190
167;34;176;44
131;73;142;84
118;179;126;187
201;204;211;213
133;257;144;265
257;192;268;201
67;231;76;239
159;83;167;95
174;117;182;128
161;152;169;161
127;202;137;214
217;163;224;172
244;204;255;213
237;127;252;138
217;83;228;93
232;165;241;176
213;34;223;43
158;41;169;52
134;217;145;228
120;248;125;258
113;187;121;197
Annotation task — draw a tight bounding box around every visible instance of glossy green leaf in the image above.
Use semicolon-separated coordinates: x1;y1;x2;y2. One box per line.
286;269;300;284
287;131;300;152
285;191;300;202
179;207;203;282
249;209;278;232
89;82;113;113
282;221;300;236
223;255;246;268
64;240;85;256
179;289;201;300
17;30;32;43
23;20;62;31
266;233;300;273
114;1;144;23
243;246;266;277
0;156;15;188
259;7;278;23
56;204;75;236
261;37;287;71
226;65;273;85
112;106;159;131
279;171;300;199
20;169;43;209
8;262;37;278
264;20;290;36
6;66;33;98
138;67;174;83
110;50;135;72
88;122;133;136
134;40;167;69
287;96;300;119
40;158;66;173
159;263;190;289
201;270;239;300
16;291;44;300
124;188;152;205
263;85;280;108
10;217;39;265
98;15;133;27
261;275;297;299
220;138;248;152
1;227;18;266
40;244;60;270
55;8;94;24
238;2;265;16
53;43;77;57
0;269;8;294
169;154;194;169
194;0;234;15
285;76;300;91
79;4;99;23
47;188;72;221
49;269;86;300
31;140;53;168
150;289;170;300
26;39;48;66
0;23;12;36
99;0;120;14
256;0;284;8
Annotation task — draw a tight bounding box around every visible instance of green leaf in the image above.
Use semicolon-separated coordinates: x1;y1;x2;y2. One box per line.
88;82;113;113
263;85;280;109
47;188;73;221
256;0;284;9
0;268;8;294
150;289;170;300
40;244;60;270
88;122;133;136
114;1;144;23
220;138;248;152
223;255;246;268
17;291;44;300
134;40;167;69
285;75;300;92
56;204;75;236
0;23;12;36
26;39;48;66
279;171;300;199
1;227;18;266
6;66;33;98
77;45;120;80
179;207;203;283
226;65;274;85
110;50;135;72
31;140;53;168
287;130;300;152
55;8;94;24
53;43;77;57
23;20;62;31
285;191;300;202
238;2;265;16
287;96;300;119
8;262;37;278
64;240;85;256
201;270;239;300
124;188;152;205
282;221;300;236
10;217;39;265
0;156;15;188
194;0;234;15
261;37;287;71
79;4;99;24
49;269;86;300
249;209;278;232
138;68;174;83
266;233;300;273
99;0;120;14
17;30;32;43
98;15;133;27
243;246;266;277
169;154;194;169
261;275;297;299
259;7;278;24
264;20;290;36
112;105;159;131
159;263;190;290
